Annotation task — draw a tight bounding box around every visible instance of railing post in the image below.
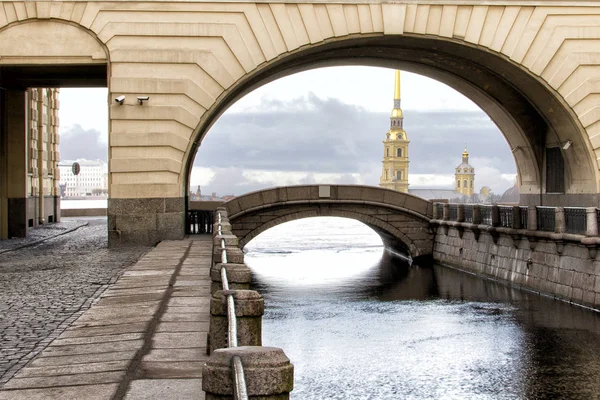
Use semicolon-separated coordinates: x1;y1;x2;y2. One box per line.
442;203;449;221
209;290;264;354
491;205;500;227
527;205;537;230
456;204;464;223
472;205;481;225
203;347;294;400
586;207;598;236
511;206;521;229
555;207;566;233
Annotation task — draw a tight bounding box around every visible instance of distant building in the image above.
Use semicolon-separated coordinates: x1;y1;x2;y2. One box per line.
58;159;108;197
379;70;409;193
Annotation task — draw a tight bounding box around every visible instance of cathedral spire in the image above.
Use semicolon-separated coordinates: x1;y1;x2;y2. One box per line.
390;70;403;128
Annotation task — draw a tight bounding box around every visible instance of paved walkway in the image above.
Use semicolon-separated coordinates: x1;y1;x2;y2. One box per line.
0;237;213;400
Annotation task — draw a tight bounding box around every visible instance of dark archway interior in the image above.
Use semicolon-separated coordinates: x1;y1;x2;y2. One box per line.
188;34;598;207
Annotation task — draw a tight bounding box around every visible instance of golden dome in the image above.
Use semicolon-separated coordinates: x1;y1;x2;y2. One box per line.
391;108;403;118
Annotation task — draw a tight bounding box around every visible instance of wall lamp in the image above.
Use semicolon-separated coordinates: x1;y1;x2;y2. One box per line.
114;95;125;105
562;140;572;150
137;96;149;105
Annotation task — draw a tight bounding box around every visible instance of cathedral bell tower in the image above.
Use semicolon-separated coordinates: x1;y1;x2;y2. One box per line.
455;147;475;196
379;70;409;193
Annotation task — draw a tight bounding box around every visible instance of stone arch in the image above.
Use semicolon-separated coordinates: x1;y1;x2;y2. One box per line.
184;14;600;207
234;207;424;257
0;19;108;65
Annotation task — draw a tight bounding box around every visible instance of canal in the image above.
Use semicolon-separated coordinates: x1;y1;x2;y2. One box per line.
245;217;600;399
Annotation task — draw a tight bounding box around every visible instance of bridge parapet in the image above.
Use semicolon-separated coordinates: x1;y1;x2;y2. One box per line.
226;185;433;220
225;185;434;259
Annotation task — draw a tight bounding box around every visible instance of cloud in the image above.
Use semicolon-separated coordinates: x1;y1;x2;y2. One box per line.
193;94;516;194
59;124;107;162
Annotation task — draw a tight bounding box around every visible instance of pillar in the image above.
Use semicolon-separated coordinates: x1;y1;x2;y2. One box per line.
511;206;521;229
209;290;264;354
0;90;28;239
555;207;566;233
203;346;294;399
586;207;598;236
456;204;464;223
527;205;537;231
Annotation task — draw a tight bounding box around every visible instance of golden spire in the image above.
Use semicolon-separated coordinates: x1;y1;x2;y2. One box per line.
394;70;401;100
462;146;469;163
391;70;403;119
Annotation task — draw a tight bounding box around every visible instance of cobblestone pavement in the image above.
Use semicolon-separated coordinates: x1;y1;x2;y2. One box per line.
0;218;150;384
0;219;88;253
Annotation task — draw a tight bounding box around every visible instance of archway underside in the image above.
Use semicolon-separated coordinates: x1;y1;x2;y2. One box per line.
229;204;433;258
190;34;598;207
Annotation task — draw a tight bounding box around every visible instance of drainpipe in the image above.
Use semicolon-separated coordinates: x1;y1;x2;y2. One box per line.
37;88;44;225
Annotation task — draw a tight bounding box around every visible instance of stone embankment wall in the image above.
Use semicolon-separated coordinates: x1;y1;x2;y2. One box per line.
433;227;600;311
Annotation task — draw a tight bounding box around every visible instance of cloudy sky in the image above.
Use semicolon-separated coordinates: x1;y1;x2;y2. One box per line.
58;66;517;196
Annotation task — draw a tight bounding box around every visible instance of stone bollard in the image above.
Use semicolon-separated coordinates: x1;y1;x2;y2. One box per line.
211;263;252;294
213;246;245;265
586;207;598;236
209;290;263;354
213;220;232;233
527;205;537;231
203;346;294;399
213;233;239;248
555;207;566;233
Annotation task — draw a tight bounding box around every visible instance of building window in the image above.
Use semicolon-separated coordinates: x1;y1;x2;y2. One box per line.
464;180;467;188
457;180;460;188
386;148;389;157
397;171;402;180
385;170;388;180
470;180;473;188
397;148;402;157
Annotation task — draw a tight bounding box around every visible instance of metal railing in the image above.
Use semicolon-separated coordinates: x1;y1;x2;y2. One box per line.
519;206;528;229
565;207;586;234
448;204;458;221
480;205;493;225
187;210;214;234
498;206;513;228
536;207;556;232
216;212;249;400
463;206;473;223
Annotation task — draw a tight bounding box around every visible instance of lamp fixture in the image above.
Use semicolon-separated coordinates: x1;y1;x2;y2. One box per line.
562;140;572;150
137;96;149;105
114;95;125;105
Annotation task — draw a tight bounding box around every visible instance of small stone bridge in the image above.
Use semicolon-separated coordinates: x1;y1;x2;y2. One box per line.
224;184;433;260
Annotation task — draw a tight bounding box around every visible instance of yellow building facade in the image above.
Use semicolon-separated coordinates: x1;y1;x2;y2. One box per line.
455;148;475;196
379;71;409;193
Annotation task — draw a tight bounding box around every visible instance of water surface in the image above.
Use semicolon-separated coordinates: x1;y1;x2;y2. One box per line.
245;217;600;399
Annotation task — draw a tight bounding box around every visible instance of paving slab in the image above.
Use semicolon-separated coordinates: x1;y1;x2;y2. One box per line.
3;371;125;389
0;383;119;400
41;339;144;357
124;378;203;400
49;332;144;346
152;332;207;349
16;360;129;378
157;322;209;332
139;361;204;379
143;348;208;362
30;351;137;367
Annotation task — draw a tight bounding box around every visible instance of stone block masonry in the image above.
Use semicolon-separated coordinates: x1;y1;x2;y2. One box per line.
433;227;600;310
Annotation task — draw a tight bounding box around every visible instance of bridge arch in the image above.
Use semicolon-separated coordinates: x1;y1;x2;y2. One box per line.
185;10;600;208
225;185;434;259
